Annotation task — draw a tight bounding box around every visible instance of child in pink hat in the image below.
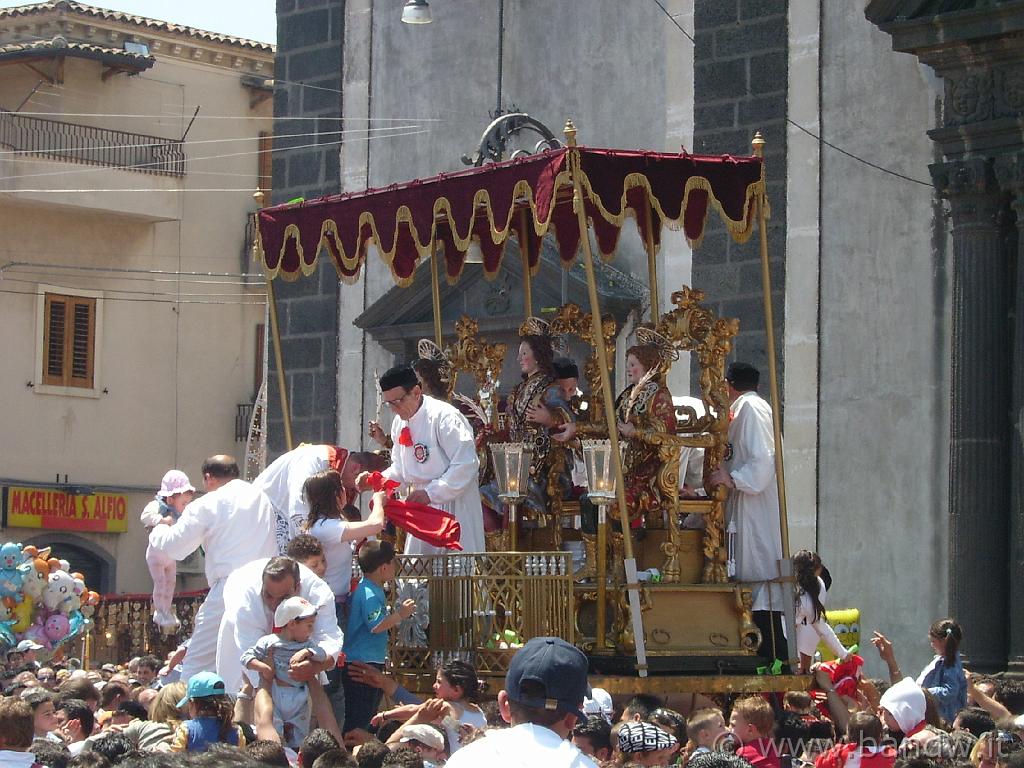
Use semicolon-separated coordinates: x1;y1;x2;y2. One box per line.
140;470;195;631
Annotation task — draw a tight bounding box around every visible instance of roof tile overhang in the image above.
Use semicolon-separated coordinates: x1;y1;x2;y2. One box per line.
0;1;274;53
0;34;154;72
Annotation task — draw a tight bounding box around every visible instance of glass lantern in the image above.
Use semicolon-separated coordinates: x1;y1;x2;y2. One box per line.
582;439;616;502
489;442;534;502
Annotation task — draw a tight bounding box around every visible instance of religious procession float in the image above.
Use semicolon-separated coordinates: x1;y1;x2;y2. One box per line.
253;120;819;696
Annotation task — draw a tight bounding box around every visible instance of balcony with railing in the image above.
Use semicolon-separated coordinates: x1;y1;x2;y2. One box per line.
0;109;186;220
0;109;185;175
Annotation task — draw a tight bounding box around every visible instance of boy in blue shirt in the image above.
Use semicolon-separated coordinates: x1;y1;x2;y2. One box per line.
341;540;415;733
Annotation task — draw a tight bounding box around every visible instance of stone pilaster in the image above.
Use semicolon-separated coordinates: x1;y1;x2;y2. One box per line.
996;153;1024;674
931;157;1010;672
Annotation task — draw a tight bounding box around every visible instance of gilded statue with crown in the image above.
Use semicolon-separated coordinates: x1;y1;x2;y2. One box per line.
616;326;679;527
480;317;576;523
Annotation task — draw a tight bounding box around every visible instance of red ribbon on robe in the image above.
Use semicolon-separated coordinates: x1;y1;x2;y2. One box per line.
398;427;413;447
364;472;462;551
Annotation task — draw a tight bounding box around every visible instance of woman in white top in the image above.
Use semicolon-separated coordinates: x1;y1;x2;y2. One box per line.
793;549;849;672
302;470;386;600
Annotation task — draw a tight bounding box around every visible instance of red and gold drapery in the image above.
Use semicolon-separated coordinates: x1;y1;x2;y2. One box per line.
255;146;764;286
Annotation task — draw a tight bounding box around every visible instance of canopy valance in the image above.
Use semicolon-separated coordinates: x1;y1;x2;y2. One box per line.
255;146;764;285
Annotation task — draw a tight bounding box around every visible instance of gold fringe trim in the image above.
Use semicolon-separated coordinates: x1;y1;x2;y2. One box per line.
258;161;763;284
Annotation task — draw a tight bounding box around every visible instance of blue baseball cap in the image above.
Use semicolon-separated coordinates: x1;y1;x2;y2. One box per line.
177;671;227;708
505;636;590;722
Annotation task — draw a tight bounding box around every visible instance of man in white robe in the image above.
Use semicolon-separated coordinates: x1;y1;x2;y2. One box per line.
217;556;343;743
709;363;786;662
149;455;277;683
253;444;387;551
216;556;342;695
368;365;485;555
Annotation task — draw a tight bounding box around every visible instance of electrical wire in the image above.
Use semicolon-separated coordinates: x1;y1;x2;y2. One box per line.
785;118;932;187
650;0;695;44
0;122;419;158
649;0;936;189
0;127;430;186
9;108;449;122
0;275;263;298
1;267;263;286
0;285;266;305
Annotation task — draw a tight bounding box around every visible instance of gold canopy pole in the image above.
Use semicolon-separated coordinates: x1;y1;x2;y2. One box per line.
564;120;647;676
642;195;660;320
519;208;534;317
429;237;443;347
252;195;294;452
266;274;294;452
751;131;797;668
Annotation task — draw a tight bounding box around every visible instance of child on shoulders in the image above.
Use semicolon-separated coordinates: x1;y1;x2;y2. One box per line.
241;596;327;748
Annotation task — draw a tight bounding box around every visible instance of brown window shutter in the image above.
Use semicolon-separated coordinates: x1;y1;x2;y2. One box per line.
69;298;95;388
258;132;273;194
42;293;95;389
43;294;67;386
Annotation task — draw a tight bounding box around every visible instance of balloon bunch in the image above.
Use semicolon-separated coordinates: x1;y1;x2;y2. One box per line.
0;542;99;660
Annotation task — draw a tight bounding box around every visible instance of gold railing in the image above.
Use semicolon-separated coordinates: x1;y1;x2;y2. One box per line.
388;552;574;682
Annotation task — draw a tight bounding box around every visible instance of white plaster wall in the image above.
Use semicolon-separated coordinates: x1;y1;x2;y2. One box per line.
0;50;271;594
816;4;949;678
784;1;821;553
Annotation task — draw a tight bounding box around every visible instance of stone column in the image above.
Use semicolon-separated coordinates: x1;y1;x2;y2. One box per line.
931;157;1010;672
996;154;1024;674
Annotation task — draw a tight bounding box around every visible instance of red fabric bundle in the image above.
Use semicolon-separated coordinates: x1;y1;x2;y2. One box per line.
398;427;413;447
364;472;463;551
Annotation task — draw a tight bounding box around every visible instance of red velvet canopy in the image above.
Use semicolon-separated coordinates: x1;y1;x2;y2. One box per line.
255;146;764;286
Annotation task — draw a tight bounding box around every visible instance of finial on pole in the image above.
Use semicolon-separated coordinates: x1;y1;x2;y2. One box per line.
751;131;765;158
253;187;267;207
563;119;578;147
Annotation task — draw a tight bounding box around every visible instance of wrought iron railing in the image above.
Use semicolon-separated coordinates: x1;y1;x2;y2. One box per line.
0;109;186;176
388;551;574;685
235;401;255;442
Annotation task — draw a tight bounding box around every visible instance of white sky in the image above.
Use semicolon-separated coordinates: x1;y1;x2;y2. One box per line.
0;0;277;44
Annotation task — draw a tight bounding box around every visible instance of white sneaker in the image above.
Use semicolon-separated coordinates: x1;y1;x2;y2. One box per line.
153;610;180;631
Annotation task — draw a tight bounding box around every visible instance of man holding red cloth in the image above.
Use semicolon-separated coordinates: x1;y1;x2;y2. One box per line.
365;366;485;554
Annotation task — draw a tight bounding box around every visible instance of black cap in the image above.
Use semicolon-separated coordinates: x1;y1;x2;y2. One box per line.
505;636;590;721
379;365;419;391
553;357;579;380
726;362;760;390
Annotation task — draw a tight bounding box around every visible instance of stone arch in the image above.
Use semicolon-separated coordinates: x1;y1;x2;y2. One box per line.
23;533;116;594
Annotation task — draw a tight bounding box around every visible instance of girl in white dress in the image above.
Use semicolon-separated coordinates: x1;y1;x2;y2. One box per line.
793;549;850;672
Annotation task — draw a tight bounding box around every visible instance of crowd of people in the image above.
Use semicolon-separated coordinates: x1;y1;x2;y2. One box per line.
0;618;1022;768
7;339;1010;768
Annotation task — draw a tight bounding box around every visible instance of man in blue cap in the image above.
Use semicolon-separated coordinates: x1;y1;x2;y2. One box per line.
446;636;597;768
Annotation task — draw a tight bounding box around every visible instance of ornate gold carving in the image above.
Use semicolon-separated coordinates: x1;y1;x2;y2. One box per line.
549;302;617;425
735;587;762;653
650;286;739;584
445;315;506;407
613;583;651;653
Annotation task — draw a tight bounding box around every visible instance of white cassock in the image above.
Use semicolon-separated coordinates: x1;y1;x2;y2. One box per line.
724;391;784;611
384;395;485;555
216;558;343;695
149;479;277;683
253;444;335;551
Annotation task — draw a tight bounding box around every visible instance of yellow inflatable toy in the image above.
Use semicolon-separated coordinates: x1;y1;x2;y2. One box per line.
817;608;860;661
